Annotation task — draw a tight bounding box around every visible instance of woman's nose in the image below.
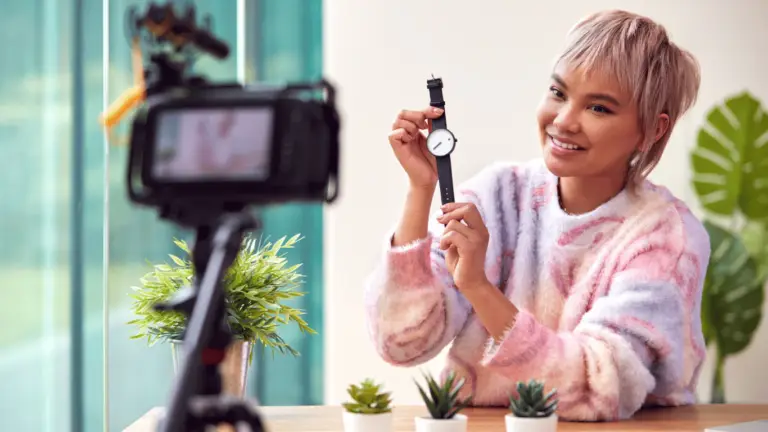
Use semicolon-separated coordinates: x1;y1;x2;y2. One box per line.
552;105;580;134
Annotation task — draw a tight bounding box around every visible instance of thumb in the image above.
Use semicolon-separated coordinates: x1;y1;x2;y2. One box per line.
423;106;444;119
447;245;460;261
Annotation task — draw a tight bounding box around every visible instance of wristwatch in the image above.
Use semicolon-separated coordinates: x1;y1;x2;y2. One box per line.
426;76;456;205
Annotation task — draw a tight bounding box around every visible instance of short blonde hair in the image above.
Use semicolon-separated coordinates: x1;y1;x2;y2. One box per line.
555;10;701;185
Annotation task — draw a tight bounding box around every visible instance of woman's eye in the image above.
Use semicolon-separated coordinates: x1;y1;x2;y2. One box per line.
590;105;612;114
549;86;564;99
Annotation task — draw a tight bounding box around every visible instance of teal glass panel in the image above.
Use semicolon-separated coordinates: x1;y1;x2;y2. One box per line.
0;0;82;430
247;0;325;406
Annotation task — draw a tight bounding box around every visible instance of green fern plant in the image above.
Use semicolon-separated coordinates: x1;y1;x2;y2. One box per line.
342;379;393;414
414;371;472;419
508;379;558;418
127;233;316;356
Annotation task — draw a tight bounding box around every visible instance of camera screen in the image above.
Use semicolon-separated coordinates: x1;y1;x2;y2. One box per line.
152;107;273;181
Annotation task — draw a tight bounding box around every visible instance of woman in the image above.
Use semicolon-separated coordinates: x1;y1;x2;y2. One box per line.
364;9;708;422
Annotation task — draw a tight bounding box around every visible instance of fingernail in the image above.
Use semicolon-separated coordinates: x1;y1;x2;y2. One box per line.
433;108;443;114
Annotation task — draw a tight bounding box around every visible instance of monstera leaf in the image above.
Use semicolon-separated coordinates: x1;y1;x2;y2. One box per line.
740;220;768;279
691;92;768;218
701;221;764;402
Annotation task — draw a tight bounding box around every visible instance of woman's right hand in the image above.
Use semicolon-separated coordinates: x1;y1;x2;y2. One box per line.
388;106;445;190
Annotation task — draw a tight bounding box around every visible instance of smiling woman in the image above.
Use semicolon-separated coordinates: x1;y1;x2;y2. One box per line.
366;9;709;422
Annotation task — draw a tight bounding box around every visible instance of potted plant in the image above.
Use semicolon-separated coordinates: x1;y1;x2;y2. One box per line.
689;91;768;403
413;371;472;432
505;379;558;432
127;233;316;396
341;378;393;432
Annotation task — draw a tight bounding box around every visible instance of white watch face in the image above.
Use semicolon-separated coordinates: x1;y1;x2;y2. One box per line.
426;129;455;157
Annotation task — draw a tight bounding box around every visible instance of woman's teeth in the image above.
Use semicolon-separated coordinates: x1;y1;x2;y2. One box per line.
551;137;582;150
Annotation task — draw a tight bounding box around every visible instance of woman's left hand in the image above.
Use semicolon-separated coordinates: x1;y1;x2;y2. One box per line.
437;202;490;291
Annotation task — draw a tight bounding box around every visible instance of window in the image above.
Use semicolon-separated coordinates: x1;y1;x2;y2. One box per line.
0;1;324;430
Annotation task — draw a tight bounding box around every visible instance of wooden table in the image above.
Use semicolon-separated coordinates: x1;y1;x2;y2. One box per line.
126;404;768;431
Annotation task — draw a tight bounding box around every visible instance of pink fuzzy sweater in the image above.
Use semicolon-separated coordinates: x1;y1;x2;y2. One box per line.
364;159;709;421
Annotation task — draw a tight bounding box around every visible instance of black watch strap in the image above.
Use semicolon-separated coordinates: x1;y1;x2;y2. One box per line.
427;77;447;131
436;156;455;205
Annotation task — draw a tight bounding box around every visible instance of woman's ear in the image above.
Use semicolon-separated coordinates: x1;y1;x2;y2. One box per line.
638;113;670;153
653;113;670;145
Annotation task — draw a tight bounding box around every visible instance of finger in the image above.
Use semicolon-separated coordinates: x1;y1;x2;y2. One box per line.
444;219;473;238
397;109;429;130
446;244;459;265
437;203;472;224
456;204;485;230
439;230;470;251
423;106;444;120
398;107;444;129
437;206;468;226
440;202;469;213
392;118;420;137
440;202;485;230
388;128;414;145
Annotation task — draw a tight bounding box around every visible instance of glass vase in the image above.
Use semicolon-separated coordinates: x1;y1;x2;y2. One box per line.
170;340;253;397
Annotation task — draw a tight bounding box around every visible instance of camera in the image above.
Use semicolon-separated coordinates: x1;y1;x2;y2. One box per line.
129;78;340;217
123;3;340;228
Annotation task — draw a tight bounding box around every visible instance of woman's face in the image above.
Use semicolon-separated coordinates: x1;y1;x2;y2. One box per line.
536;61;645;181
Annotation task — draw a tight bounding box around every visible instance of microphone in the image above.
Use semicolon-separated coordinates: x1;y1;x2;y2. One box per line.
136;2;230;59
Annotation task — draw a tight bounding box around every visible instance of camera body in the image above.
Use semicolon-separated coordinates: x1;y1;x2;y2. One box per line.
128;76;340;216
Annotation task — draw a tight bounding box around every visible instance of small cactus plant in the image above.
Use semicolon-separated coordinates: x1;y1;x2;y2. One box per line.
414;370;472;419
508;379;558;418
342;378;393;414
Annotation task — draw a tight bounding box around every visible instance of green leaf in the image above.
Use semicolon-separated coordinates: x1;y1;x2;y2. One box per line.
691;91;768;217
508;380;558;418
509;397;521;414
702;221;764;357
543;400;558;416
416;382;439;418
127;233;313;357
169;254;186;266
343;379;392;414
740;220;768;279
414;371;470;419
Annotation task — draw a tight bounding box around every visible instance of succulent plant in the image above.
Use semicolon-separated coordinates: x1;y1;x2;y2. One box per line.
414;370;472;419
508;379;558;418
342;378;393;414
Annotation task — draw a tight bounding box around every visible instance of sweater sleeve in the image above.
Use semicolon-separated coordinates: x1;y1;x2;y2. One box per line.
480;210;710;421
364;162;520;366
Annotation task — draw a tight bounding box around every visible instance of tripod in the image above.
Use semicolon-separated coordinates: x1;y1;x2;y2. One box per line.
157;210;266;432
115;3;341;430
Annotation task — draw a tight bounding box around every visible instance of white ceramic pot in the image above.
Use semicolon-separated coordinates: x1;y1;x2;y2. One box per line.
342;411;393;432
504;413;558;432
414;414;468;432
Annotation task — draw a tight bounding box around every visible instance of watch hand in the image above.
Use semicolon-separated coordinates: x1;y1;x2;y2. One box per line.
433;141;443;150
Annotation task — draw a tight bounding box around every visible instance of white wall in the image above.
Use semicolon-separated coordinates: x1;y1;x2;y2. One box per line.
323;0;768;406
